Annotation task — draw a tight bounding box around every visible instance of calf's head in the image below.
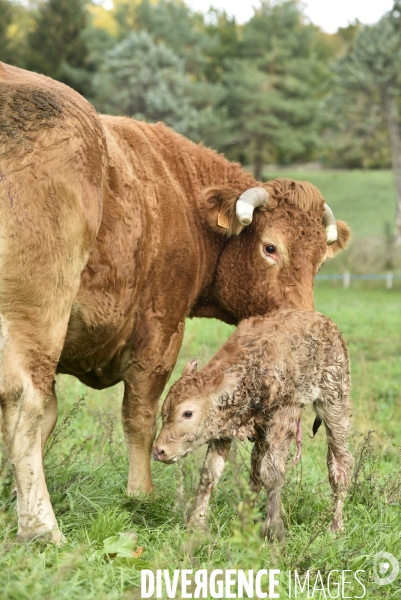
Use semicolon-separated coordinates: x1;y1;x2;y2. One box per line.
153;359;244;463
203;178;350;320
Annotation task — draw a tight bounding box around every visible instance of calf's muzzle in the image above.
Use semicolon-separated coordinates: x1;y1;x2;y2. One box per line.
152;445;167;461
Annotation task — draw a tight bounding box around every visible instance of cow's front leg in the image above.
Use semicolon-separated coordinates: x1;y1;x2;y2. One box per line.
122;377;164;494
187;439;231;528
123;322;185;495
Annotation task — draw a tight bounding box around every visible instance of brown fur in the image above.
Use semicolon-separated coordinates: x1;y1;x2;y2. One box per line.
154;309;353;542
0;62;350;542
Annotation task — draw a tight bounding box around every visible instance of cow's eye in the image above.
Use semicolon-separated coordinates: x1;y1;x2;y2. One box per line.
264;244;276;255
183;411;193;418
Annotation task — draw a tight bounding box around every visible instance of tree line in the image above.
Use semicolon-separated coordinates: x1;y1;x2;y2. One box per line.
1;0;401;242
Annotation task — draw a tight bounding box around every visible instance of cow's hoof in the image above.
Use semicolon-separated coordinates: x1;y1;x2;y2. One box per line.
127;482;154;496
15;529;66;546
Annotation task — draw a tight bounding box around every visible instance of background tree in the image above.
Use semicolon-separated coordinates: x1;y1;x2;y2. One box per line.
0;0;14;64
26;0;90;95
92;30;206;139
202;10;241;84
328;13;401;244
113;0;208;78
0;0;32;68
220;0;334;178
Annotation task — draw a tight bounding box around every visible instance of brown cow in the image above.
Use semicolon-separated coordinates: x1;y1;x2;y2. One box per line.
0;62;350;543
153;309;353;543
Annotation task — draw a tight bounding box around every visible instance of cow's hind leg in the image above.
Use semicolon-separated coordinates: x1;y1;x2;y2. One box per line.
0;270;93;543
0;327;62;542
0;177;100;544
0;93;104;542
7;385;58;499
41;386;58;457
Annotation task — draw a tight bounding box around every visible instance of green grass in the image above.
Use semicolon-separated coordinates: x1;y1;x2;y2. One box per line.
1;284;400;599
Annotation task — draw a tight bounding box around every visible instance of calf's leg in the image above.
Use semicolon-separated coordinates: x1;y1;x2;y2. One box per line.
315;393;353;532
187;439;231;528
259;407;299;544
249;439;267;500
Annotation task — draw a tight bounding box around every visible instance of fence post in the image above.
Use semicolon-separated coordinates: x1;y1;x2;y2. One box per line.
343;272;351;289
386;273;393;289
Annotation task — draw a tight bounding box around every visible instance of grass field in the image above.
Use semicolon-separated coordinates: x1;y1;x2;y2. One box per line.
0;282;400;600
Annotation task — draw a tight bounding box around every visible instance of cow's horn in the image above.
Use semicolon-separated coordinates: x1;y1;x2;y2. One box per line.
236;187;269;226
323;203;338;245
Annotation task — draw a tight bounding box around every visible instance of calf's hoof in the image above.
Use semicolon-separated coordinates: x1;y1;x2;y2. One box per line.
186;514;208;532
329;518;343;533
263;518;286;546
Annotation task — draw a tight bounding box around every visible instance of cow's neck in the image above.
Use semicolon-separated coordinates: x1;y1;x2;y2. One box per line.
184;151;256;325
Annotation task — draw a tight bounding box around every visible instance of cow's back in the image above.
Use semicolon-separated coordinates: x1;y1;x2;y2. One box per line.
0;62;106;238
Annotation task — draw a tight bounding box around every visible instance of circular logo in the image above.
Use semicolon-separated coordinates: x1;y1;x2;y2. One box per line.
373;552;399;586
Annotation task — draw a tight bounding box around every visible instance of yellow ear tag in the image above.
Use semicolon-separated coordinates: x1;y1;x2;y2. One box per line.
327;246;334;258
217;211;229;229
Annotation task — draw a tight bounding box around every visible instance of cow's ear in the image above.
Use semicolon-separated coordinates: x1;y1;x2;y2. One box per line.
328;220;351;256
201;186;244;237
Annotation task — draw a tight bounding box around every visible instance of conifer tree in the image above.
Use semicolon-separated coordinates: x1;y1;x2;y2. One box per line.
27;0;89;95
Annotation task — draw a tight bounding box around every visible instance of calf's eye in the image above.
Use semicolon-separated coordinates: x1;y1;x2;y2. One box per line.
183;411;193;418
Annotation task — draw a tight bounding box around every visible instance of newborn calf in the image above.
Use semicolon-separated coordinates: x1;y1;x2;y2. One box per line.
153;309;353;542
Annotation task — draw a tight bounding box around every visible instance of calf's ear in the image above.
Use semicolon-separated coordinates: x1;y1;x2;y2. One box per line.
183;358;198;377
213;365;245;396
201;186;245;237
328;220;351;256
